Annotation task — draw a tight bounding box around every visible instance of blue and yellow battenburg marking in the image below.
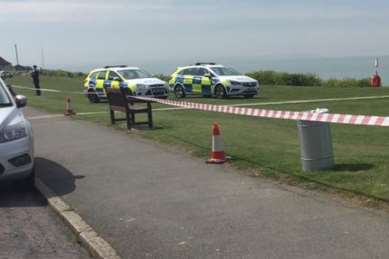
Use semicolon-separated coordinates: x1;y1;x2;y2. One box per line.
169;68;232;96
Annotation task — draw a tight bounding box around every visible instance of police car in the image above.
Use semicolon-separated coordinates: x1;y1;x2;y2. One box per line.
84;66;169;103
169;63;259;98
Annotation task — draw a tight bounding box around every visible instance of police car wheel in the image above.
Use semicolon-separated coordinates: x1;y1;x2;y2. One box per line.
174;85;186;98
215;85;226;98
88;90;100;103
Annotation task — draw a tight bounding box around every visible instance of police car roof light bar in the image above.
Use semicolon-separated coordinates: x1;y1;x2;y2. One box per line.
195;62;216;66
104;65;127;69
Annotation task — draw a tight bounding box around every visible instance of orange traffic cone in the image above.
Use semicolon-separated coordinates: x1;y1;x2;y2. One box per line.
207;123;229;164
64;96;76;116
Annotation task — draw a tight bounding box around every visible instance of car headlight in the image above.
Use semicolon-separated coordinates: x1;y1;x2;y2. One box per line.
0;121;27;143
230;81;241;86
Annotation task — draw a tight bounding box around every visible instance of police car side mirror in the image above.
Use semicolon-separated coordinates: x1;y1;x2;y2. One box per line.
112;77;121;82
204;73;212;78
15;95;27;108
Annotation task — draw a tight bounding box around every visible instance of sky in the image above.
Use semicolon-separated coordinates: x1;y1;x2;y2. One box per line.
1;0;389;73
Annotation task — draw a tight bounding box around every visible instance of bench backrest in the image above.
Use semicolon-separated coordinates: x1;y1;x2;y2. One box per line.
105;87;130;107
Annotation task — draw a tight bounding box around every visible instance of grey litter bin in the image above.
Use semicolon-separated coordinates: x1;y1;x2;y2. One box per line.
297;109;334;172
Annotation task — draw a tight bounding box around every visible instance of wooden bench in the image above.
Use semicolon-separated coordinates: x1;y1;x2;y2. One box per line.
105;87;153;130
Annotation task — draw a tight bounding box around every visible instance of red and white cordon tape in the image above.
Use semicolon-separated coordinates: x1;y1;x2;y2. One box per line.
136;97;389;127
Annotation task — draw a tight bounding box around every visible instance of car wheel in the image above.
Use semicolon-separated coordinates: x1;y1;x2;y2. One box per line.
244;95;255;99
214;85;227;98
88;89;100;103
174;85;186;98
19;167;35;190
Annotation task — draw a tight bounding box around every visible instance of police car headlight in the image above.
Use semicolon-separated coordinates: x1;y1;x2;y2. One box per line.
0;121;27;143
230;81;241;86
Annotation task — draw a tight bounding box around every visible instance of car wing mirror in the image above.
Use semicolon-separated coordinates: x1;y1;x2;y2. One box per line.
204;73;212;78
112;77;122;82
15;95;27;108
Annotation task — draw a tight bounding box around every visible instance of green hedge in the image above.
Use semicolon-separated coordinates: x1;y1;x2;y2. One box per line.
323;78;370;88
246;70;371;88
246;70;322;86
153;74;170;82
40;69;86;78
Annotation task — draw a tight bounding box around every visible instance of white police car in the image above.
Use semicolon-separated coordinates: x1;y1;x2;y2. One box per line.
84;66;169;103
169;63;260;98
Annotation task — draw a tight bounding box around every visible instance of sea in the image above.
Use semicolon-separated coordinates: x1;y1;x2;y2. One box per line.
58;55;389;84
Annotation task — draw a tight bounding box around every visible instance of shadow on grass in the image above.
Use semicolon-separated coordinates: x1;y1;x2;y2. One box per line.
333;163;375;172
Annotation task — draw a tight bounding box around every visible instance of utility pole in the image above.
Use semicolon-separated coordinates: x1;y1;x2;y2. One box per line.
14;44;20;65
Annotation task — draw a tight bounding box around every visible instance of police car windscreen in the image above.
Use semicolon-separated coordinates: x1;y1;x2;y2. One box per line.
0;80;12;107
118;69;152;79
210;67;241;76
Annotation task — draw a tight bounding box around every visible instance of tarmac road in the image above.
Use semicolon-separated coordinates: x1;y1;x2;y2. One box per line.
0;183;90;259
28;107;389;259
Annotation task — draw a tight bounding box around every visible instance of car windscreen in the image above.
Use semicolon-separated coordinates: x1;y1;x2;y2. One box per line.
118;69;152;80
0;80;12;107
209;67;241;76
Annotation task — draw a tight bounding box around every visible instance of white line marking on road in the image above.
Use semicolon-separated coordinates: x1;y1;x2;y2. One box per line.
12;85;62;93
77;111;105;115
27;108;188;120
28;114;65;120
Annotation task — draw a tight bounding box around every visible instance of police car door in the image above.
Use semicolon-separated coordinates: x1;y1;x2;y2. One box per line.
198;68;212;96
183;68;194;94
87;71;98;89
108;71;121;89
192;68;202;94
96;70;107;90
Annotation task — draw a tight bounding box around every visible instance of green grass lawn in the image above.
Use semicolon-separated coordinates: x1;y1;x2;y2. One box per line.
7;74;389;200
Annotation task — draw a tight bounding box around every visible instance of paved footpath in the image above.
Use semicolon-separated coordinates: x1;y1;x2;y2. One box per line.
0;183;90;259
27;107;389;259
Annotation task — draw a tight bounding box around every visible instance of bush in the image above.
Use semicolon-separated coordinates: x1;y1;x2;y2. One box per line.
153;74;170;82
246;70;372;88
322;78;370;88
40;69;86;78
246;70;322;86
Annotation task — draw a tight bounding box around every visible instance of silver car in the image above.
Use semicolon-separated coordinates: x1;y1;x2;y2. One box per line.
0;78;34;186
